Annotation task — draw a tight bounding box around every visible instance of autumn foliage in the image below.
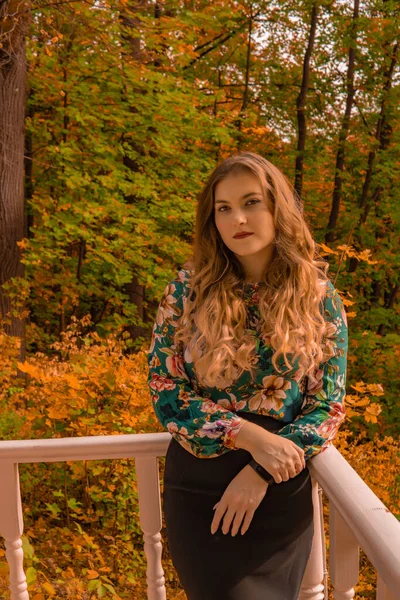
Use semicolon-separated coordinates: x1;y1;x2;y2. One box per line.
0;0;399;598
0;317;398;599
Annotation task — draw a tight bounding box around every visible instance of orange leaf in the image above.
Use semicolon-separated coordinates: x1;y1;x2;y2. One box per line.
17;362;38;377
365;403;382;417
42;582;56;595
350;381;367;393
65;374;80;390
319;243;338;255
47;407;70;419
87;569;99;580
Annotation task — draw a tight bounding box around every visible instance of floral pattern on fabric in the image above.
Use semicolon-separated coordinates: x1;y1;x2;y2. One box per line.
147;269;348;460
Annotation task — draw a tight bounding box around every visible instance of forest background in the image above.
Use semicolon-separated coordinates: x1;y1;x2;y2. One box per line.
0;0;399;598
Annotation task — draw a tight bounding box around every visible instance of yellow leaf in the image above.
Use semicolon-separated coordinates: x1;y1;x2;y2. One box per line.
365;403;382;417
345;408;359;418
42;582;56;595
350;381;367;393
368;383;384;396
17;362;38;377
344;394;358;405
318;243;337;254
364;413;377;424
355;398;370;407
65;374;80;390
47;407;70;419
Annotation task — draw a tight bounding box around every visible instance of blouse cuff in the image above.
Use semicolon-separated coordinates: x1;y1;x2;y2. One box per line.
222;416;247;451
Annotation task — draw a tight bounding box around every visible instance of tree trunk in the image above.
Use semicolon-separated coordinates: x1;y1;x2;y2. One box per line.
348;40;398;272
235;10;253;147
0;1;30;360
294;1;319;202
377;283;398;336
119;1;149;342
325;0;359;244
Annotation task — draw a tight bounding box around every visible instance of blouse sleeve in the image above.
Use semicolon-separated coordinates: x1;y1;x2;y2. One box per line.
274;281;348;460
147;271;245;458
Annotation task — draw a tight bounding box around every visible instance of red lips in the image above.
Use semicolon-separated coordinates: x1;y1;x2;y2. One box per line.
233;232;254;239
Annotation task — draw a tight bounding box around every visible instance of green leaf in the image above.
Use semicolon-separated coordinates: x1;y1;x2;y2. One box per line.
26;566;37;585
97;584;107;598
88;579;100;591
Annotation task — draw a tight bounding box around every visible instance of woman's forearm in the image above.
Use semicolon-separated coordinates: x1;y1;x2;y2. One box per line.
234;420;274;453
234;419;306;484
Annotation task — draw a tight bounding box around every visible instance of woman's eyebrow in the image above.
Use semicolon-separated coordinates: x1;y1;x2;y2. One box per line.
214;192;263;205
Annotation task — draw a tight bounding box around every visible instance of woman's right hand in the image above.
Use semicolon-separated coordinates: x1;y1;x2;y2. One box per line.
234;420;306;484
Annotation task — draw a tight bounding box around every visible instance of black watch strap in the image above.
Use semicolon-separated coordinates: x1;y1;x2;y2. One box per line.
248;459;275;486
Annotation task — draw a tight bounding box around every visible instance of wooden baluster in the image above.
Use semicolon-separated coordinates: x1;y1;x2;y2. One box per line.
376;573;398;600
330;503;359;599
0;462;29;600
135;456;166;600
299;477;325;599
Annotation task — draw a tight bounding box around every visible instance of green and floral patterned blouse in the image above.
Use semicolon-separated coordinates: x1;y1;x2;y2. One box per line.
147;268;348;460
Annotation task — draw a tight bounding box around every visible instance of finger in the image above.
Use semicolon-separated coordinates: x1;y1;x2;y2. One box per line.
288;460;303;478
230;508;246;537
296;455;306;470
296;447;306;467
281;469;290;482
211;502;227;534
221;506;237;535
240;509;255;535
292;461;302;476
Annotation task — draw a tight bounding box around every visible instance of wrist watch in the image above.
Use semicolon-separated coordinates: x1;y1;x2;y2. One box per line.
248;459;275;486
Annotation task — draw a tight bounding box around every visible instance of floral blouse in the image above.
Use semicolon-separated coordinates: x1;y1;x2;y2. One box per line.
147;268;348;460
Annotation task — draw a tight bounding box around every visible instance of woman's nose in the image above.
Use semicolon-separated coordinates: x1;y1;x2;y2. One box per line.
233;214;247;225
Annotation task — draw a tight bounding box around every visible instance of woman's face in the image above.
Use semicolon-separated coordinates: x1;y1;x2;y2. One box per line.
213;171;276;277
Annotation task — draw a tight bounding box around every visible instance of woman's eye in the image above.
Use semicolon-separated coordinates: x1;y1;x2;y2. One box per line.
217;199;259;212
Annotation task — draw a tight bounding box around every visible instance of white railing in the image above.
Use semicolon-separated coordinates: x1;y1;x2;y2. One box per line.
0;434;399;600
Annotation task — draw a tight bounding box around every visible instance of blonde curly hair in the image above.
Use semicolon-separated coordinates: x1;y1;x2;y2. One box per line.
174;151;336;389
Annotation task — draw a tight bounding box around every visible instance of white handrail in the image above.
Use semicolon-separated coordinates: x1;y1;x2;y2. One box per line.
308;445;400;595
0;435;399;599
0;432;170;462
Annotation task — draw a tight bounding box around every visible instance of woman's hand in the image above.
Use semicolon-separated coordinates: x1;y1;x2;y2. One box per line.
251;435;305;483
234;420;306;484
210;464;269;537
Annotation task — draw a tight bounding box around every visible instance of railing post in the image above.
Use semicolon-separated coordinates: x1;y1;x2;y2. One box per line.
329;503;359;599
377;573;398;600
135;456;166;600
299;476;325;599
0;462;29;600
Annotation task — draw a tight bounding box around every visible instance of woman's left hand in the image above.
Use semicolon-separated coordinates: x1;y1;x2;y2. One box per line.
210;464;269;537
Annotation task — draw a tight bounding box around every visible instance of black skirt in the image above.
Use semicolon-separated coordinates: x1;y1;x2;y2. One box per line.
162;412;314;600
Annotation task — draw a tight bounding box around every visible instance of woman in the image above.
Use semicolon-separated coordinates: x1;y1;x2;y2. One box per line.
147;151;348;600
